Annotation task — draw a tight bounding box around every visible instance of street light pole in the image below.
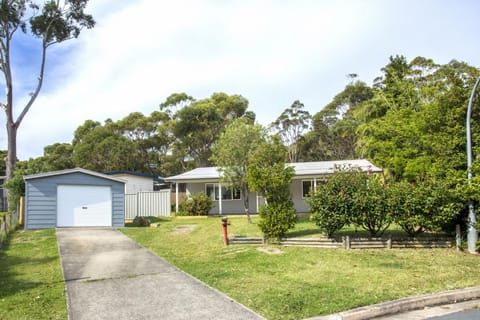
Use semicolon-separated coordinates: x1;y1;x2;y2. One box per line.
466;76;480;254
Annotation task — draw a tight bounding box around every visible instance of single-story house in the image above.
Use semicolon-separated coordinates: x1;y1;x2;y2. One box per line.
105;170;155;194
165;159;382;215
24;168;126;229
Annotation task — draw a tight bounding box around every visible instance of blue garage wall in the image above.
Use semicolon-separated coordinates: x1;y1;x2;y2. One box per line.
25;171;125;229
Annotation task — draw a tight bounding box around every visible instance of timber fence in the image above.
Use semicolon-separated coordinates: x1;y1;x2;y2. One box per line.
0;210;19;248
229;235;453;249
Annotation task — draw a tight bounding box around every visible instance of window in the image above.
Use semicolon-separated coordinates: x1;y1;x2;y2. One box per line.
205;183;241;200
302;179;325;198
302;180;314;198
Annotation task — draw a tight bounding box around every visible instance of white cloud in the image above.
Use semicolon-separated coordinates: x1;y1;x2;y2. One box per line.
2;0;480;159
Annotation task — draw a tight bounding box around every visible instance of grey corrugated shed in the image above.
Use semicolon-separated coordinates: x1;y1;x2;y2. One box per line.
165;159;382;182
24;168;126;230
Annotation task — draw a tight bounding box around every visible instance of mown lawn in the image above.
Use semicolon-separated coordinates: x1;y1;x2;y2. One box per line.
0;229;66;320
121;216;480;320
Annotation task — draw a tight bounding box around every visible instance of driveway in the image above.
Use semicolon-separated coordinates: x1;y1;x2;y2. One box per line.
56;228;264;320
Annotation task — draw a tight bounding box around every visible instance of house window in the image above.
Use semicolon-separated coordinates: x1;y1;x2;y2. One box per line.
205;183;241;200
302;179;325;198
302;180;314;199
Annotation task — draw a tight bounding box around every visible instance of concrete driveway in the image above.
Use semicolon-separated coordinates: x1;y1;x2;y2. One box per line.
56;228;264;320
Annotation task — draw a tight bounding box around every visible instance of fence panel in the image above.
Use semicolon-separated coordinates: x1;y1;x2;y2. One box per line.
125;190;171;220
125;194;138;220
0;210;19;248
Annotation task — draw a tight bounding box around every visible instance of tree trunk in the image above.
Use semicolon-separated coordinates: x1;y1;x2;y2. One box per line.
242;185;252;224
6;121;17;181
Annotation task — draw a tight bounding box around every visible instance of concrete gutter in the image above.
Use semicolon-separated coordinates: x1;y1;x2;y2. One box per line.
306;286;480;320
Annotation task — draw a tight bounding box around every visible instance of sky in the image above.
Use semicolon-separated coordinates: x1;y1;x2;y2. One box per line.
2;0;480;160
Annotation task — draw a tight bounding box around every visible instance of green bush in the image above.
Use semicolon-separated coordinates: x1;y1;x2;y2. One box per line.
352;176;393;237
307;169;364;237
181;192;213;216
389;180;458;237
258;200;296;240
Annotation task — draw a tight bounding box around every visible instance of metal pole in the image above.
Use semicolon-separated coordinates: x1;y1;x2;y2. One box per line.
466;76;480;254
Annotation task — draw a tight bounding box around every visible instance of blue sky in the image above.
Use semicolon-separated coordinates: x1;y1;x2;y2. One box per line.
2;0;480;160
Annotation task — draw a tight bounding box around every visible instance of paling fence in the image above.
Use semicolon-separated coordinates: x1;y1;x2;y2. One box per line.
0;210;19;248
125;190;171;220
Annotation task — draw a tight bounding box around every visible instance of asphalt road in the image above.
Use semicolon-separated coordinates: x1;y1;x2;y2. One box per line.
428;309;480;320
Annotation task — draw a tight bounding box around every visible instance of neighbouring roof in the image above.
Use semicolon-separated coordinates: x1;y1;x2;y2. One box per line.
105;171;165;183
24;167;126;183
165;167;221;182
165;159;382;182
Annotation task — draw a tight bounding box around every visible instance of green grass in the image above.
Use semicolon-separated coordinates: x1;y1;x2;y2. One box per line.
121;216;480;320
0;229;67;320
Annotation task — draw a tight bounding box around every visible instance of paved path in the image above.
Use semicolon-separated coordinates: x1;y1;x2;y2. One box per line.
56;228;264;320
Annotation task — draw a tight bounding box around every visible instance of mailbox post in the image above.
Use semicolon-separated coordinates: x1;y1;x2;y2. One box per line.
221;217;229;245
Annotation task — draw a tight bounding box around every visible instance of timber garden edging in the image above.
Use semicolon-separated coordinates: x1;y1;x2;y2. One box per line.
229;236;453;249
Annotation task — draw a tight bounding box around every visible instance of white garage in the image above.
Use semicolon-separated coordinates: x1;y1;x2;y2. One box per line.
24;168;126;229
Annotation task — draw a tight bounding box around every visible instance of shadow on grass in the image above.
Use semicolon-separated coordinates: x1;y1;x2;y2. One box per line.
0;239;62;299
286;228;323;238
125;216;166;227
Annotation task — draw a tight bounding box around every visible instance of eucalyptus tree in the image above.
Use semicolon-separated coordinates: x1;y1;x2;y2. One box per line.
0;0;95;180
173;92;249;167
298;80;372;161
270;100;311;162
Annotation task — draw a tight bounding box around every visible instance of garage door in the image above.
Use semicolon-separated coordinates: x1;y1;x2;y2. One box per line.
57;185;112;227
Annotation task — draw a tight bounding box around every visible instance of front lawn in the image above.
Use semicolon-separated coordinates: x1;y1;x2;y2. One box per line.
121;216;480;320
0;229;67;319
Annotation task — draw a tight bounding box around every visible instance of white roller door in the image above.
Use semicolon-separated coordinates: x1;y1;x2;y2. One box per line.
57;185;112;227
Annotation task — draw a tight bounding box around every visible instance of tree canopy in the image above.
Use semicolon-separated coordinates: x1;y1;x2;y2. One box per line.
0;0;95;180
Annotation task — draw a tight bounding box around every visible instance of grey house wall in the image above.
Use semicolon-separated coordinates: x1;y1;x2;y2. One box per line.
185;180;311;214
291;179;309;213
25;172;125;229
185;182;268;214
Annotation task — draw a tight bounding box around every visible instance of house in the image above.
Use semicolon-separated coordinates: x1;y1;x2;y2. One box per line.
105;171;156;194
165;159;382;215
24;168;126;229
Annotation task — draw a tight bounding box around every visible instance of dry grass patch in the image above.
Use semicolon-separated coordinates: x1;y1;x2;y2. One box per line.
170;224;197;235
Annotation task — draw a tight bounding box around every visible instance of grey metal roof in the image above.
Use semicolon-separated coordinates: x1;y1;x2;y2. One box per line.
165;167;222;182
288;159;382;177
165;159;382;182
24;167;126;183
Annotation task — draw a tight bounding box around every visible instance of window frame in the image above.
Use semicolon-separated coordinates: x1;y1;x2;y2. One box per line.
302;178;326;199
205;183;241;201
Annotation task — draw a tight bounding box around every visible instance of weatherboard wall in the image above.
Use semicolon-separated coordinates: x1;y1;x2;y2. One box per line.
25;172;125;229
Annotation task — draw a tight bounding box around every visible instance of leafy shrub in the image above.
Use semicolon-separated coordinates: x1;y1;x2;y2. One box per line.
352;176;393;237
181;192;213;216
132;216;151;227
307;169;364;237
389;180;459;237
246;136;297;239
258;200;296;240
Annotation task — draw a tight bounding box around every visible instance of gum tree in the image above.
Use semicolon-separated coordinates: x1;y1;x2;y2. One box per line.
0;1;95;180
